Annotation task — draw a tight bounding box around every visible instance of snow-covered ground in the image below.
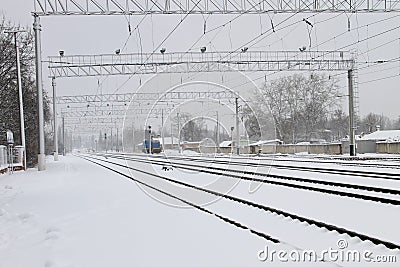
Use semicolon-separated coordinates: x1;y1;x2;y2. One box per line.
0;154;399;266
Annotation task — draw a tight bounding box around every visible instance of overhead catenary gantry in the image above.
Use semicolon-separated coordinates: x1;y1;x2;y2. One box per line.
55;91;242;104
60;105;174;117
63;116;125;124
57;90;243;134
48;51;354;78
56;90;242;120
33;0;400;15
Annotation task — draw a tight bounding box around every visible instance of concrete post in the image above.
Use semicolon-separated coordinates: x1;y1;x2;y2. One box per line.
62;116;65;156
348;69;356;156
216;111;220;153
235;97;240;155
52;77;59;161
13;32;27;170
33;15;46;170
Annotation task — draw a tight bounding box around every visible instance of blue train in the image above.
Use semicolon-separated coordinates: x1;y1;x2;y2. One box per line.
142;137;162;154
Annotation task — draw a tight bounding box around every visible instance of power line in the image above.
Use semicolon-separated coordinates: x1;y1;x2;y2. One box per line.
112;0;204;94
359;73;400;84
227;17;400;90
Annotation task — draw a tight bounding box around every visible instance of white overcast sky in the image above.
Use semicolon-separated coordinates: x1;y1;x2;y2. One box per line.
2;0;400;120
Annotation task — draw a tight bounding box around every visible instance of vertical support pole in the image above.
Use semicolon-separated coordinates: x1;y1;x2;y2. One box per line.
70;130;72;152
177;112;181;153
231;127;234;154
348;69;356;156
14;32;27;170
216;111;220;153
171;121;174;150
116;127;119;152
235;97;240;155
8;145;14;174
33;15;46;170
148;126;152;154
52;77;59;161
105;133;107;153
161;109;165;151
62;116;65;156
111;128;113;152
132;122;135;152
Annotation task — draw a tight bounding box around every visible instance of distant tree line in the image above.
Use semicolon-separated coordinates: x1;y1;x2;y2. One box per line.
0;17;51;167
242;73;400;144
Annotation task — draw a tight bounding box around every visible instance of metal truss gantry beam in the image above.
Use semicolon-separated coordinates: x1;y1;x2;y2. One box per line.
58;90;240;127
55;90;240;104
63;116;124;124
48;51;354;78
61;106;174;117
33;0;400;15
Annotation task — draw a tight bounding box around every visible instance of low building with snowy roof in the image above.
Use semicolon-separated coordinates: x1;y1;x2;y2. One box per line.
342;129;400;154
360;130;400;142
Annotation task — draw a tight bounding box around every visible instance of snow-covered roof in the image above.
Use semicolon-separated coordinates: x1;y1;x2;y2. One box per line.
182;141;201;144
219;140;232;147
248;139;283;146
360;130;400;141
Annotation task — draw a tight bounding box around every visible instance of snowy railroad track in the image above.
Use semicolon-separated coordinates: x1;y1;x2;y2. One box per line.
263;155;400;168
75;154;281;244
123;152;400;180
145;153;400;170
77;153;400;251
92;153;400;206
248;154;400;169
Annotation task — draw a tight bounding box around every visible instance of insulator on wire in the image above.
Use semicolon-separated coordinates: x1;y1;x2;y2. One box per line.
303;18;313;27
270;19;275;33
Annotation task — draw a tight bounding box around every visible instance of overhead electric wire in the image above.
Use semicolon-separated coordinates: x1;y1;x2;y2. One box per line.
111;0;205;94
359;73;400;84
230;14;400;86
109;0;273;97
227;17;400;90
94;12;152;102
182;11;319;82
181;6;360;85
